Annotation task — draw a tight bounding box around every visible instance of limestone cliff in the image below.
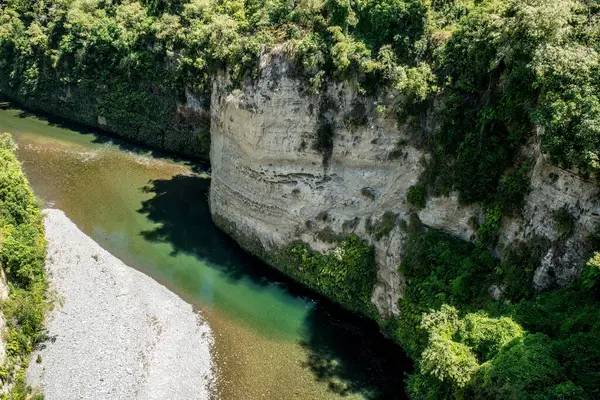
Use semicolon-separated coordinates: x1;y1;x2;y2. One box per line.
209;54;600;317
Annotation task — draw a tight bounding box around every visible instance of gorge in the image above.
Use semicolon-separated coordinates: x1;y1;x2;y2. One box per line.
1;0;600;398
0;101;409;398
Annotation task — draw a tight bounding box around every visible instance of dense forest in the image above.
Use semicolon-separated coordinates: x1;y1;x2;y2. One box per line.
2;0;600;176
2;0;600;398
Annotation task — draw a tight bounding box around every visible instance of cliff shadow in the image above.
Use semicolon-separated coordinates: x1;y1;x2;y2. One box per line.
137;173;296;286
137;173;413;398
0;96;199;167
300;304;411;399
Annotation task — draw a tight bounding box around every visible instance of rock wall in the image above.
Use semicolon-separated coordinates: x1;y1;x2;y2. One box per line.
210;54;600;318
0;82;211;160
498;131;600;291
210;55;473;316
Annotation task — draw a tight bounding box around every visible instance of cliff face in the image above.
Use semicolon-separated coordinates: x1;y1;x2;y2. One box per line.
498;135;600;291
0;81;211;160
209;55;600;317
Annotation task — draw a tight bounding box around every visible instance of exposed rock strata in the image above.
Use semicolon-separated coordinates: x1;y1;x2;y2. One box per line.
209;55;600;316
498;133;600;291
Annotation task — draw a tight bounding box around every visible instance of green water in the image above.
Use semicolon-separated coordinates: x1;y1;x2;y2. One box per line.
0;101;410;399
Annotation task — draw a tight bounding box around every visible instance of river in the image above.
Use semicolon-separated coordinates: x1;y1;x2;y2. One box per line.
0;99;411;399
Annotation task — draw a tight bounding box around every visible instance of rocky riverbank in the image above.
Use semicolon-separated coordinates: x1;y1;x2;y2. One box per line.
27;209;217;399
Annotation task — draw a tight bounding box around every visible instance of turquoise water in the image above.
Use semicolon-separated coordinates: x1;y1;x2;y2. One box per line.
0;100;410;399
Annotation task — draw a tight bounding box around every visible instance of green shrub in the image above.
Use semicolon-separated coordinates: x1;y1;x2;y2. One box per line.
582;252;600;293
365;211;397;240
458;313;524;360
420;333;479;388
476;205;502;248
553;207;575;236
400;227;497;312
496;237;549;301
406;184;426;209
472;333;561;398
283;235;377;316
0;132;48;394
398;235;600;399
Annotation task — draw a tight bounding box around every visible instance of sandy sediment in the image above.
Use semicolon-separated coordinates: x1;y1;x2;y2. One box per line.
27;209;216;399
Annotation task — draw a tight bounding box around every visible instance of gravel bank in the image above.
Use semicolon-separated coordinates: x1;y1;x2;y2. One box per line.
27;209;216;399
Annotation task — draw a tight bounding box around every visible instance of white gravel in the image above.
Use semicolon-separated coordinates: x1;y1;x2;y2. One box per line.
27;209;216;399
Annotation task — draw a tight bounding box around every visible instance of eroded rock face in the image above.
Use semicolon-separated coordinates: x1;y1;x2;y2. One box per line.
209;55;600;317
498;134;600;291
210;55;428;316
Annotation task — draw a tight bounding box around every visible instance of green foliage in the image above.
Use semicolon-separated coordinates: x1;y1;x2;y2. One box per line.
283;235;377;316
582;252;600;293
553;207;575;236
420;333;479;388
532;382;588;400
419;0;599;213
417;310;466;389
495;237;549;300
458;312;524;360
365;211;397;240
495;162;532;214
473;333;561;399
391;224;600;399
0;133;48;396
400;226;496;313
476;204;502;248
406;184;426;209
354;0;428;61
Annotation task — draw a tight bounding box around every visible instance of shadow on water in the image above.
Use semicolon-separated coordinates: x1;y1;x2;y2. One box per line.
301;302;411;399
138;173;412;398
138;174;275;286
2;95;413;398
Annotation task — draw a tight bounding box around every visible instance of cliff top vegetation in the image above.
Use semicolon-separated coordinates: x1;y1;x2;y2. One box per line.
1;0;599;200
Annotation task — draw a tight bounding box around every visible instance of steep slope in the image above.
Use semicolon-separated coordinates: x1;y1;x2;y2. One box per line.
210;54;600;316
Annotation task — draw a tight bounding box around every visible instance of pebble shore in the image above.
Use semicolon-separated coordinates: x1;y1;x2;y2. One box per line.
27;209;216;399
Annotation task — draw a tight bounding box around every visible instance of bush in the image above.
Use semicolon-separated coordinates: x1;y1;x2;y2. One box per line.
473;333;561;398
399;237;600;399
582;252;600;293
365;211;397;240
283;235;377;316
406;184;426;209
0;132;48;393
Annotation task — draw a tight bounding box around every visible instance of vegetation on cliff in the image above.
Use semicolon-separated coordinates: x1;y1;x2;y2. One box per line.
2;0;598;179
382;218;600;399
284;235;377;317
0;133;47;398
2;0;600;398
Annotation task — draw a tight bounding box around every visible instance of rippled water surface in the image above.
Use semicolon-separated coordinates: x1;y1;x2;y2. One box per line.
0;100;410;399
